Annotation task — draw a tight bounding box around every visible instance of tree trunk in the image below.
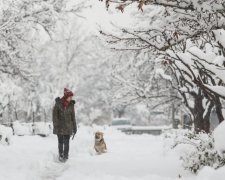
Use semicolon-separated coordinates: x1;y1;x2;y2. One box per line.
14;106;18;120
216;105;224;123
193;110;211;133
192;92;213;133
44;108;47;123
171;103;177;128
214;97;224;123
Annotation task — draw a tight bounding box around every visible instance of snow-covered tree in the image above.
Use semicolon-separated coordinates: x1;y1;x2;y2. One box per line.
110;50;181;121
0;0;92;124
100;0;225;132
31;14;114;125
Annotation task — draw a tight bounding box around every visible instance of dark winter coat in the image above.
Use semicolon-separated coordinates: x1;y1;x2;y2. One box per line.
52;97;77;135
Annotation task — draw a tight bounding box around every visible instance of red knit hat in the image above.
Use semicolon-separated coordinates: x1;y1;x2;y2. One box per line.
64;88;74;98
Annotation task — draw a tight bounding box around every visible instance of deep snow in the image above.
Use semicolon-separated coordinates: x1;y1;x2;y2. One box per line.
0;125;223;180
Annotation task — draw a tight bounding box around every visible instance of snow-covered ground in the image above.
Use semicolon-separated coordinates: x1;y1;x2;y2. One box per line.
0;125;223;180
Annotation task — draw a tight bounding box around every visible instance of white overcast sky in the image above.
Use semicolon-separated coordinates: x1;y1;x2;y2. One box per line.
82;1;135;34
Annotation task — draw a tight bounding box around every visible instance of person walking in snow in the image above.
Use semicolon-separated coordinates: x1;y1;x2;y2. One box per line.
52;88;77;162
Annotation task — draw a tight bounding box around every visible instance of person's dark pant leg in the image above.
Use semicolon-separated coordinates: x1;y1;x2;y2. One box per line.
57;135;64;158
63;135;70;159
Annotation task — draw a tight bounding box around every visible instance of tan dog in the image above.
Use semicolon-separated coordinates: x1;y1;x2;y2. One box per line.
94;131;107;154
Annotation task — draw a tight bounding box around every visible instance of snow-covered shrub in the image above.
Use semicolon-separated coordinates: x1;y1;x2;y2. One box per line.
163;129;225;173
13;121;33;136
13;121;53;136
179;132;225;173
33;122;53;137
0;125;13;145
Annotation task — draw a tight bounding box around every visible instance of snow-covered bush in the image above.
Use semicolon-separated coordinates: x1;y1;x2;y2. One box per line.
179;133;225;173
164;129;225;173
33;122;53;137
13;121;53;136
196;166;225;180
13;121;33;136
0;125;13;145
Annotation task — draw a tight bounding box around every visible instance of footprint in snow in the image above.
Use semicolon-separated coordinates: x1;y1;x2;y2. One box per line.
38;152;70;180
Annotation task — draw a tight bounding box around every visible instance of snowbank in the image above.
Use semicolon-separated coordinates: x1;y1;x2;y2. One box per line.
214;120;225;157
196;166;225;180
0;125;13;145
164;129;224;173
13;121;53;136
0;125;190;180
33;122;53;137
1;125;224;180
196;166;215;180
210;167;225;180
13;121;33;136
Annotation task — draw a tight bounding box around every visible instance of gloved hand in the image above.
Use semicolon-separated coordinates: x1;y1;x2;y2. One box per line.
73;128;77;135
72;128;77;140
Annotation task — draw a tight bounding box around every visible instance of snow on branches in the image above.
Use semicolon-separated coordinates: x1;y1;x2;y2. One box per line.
99;0;225;132
164;129;225;173
0;0;90;124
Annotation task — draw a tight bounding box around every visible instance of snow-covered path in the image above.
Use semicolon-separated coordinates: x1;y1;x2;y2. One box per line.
0;126;195;180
